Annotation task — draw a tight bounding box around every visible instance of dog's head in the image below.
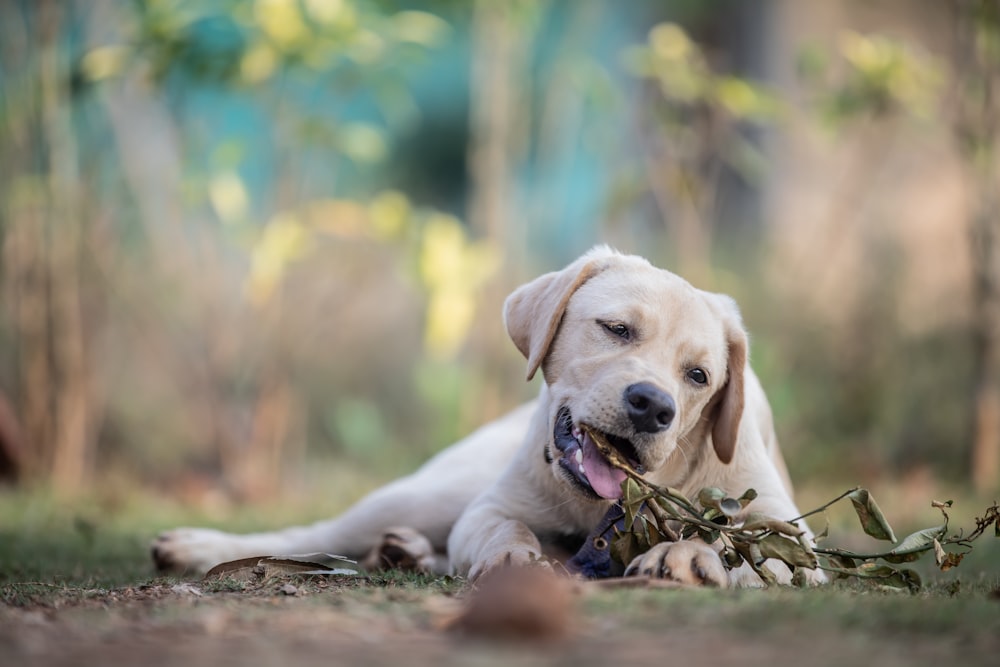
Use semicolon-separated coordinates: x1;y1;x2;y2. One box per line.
504;246;747;501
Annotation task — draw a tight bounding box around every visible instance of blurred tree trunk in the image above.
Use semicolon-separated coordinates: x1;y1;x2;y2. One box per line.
40;0;92;494
242;372;296;500
4;208;54;482
0;2;53;481
0;0;94;491
466;0;525;420
645;154;714;288
953;0;1000;494
468;0;517;250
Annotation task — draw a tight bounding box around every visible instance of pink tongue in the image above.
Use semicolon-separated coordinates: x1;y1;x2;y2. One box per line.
581;433;627;499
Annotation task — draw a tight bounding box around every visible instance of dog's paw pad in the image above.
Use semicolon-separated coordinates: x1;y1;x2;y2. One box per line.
624;541;728;588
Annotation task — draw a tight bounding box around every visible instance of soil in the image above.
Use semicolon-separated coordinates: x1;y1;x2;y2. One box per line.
2;572;998;667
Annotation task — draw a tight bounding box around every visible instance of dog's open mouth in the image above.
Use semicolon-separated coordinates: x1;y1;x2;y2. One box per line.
553;407;644;500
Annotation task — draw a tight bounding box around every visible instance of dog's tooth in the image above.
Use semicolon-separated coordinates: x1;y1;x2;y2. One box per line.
578;464;586;475
574;449;584;465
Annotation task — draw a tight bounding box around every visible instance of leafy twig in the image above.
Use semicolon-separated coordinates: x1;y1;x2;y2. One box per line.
580;427;1000;590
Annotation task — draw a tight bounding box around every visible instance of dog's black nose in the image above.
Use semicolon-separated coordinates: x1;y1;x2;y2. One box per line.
624;383;676;433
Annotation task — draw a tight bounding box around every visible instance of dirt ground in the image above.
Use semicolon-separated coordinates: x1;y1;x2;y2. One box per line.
3;489;999;667
3;570;998;667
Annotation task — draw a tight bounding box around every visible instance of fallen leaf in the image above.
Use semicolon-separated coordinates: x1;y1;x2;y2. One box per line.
204;556;360;582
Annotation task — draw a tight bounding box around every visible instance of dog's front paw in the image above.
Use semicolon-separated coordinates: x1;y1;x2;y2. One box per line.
624;541;728;588
151;528;247;573
468;547;550;583
361;527;438;573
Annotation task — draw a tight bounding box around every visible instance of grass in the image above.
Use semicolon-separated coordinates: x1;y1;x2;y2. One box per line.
1;483;999;666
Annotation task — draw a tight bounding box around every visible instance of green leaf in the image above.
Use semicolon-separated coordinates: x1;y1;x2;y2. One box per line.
621;476;644;504
828;554;856;570
662;486;695;508
642;515;667;548
757;533;818;569
698;487;724;507
848;489;897;542
621;477;646;529
653;495;684;520
698;487;742;517
822;553;858;579
881;525;946;563
611;531;644;567
636;514;653;551
722;547;744;569
732;539;777;585
745;542;778;587
737;488;758;508
825;562;922;592
697;528;721;545
741;513;804;537
856;563;922;592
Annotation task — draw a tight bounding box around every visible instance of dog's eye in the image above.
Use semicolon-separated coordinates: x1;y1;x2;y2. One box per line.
601;321;631;341
687;368;708;385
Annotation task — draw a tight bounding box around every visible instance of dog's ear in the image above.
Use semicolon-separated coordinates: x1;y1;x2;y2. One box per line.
710;297;748;465
503;248;616;381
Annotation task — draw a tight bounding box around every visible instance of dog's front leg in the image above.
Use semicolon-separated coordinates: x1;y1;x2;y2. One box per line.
447;498;546;581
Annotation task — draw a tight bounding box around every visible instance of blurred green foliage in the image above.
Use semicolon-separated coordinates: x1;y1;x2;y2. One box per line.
798;31;944;126
0;0;995;503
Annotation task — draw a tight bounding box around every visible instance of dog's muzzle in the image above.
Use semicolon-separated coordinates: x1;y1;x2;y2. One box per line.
552;408;643;500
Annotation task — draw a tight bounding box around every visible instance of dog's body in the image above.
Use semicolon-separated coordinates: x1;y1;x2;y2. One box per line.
153;248;823;587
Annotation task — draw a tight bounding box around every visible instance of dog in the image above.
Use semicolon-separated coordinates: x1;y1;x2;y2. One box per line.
152;246;824;587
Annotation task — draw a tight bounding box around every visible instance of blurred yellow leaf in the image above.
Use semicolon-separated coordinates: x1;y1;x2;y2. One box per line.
241;40;279;83
839;31;892;74
419;215;500;359
368;191;411;240
208;171;250;225
247;213;309;306
338;123;387;163
390;11;450;47
420;215;466;289
640;24;707;103
80;45;129;81
304;0;357;29
255;0;309;49
649;23;691;62
714;77;779;120
347;30;386;65
837;31;943;118
425;290;476;361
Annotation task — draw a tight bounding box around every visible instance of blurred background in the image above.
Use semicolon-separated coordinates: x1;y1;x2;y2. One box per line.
1;0;998;523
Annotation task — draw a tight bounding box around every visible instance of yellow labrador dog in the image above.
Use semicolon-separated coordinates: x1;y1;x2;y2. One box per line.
153;247;824;587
